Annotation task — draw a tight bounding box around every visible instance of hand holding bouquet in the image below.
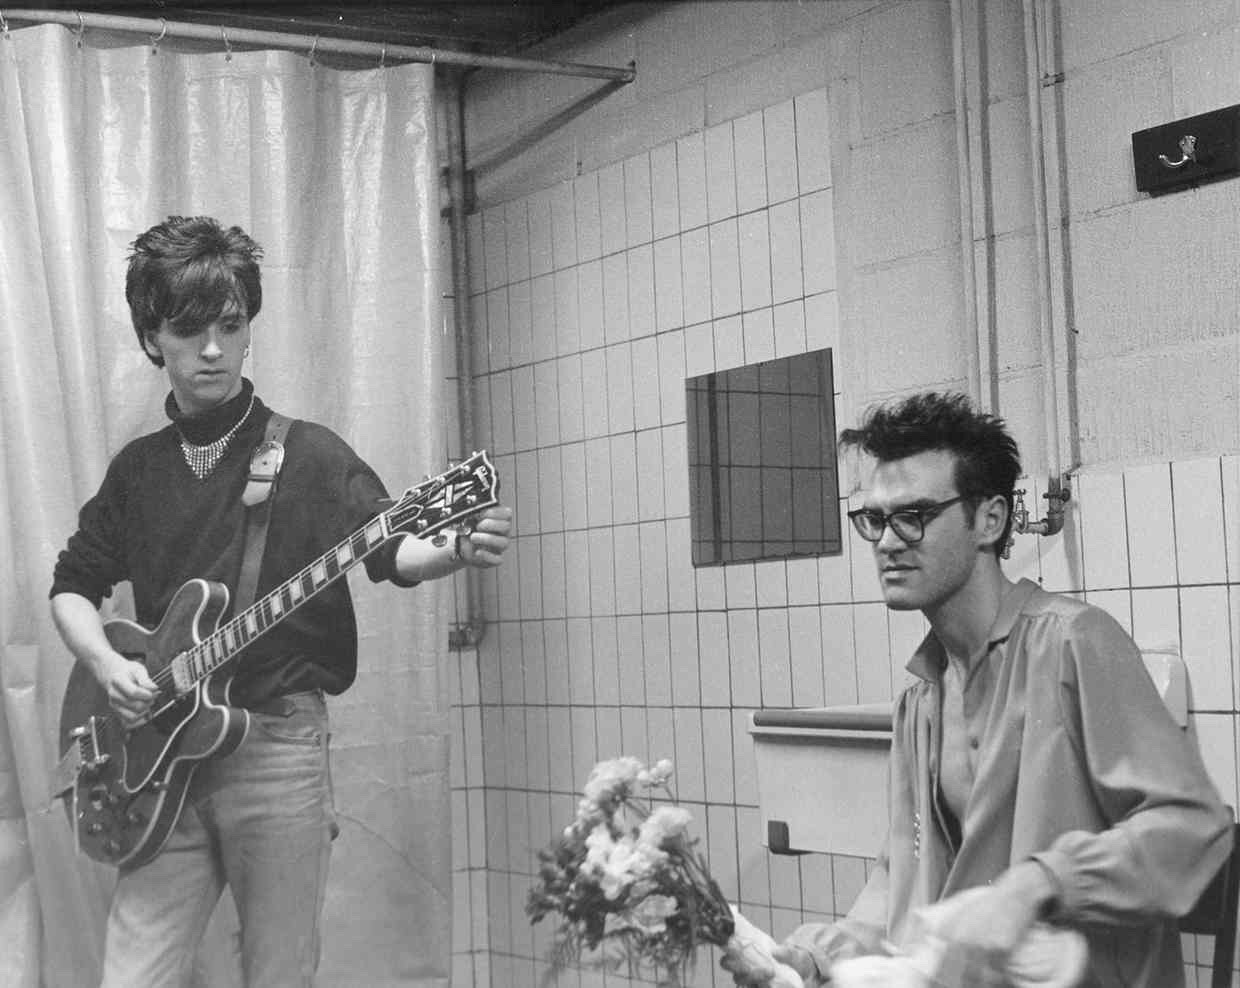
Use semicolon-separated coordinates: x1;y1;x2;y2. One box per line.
528;757;797;986
722;908;807;987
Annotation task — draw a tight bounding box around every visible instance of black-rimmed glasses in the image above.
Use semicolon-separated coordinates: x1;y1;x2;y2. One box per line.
847;495;968;545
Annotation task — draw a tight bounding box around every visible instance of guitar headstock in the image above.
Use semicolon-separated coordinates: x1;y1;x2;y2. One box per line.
386;451;500;540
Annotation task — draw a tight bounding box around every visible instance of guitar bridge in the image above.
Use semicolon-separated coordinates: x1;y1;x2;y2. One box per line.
56;717;111;797
57;716;120;858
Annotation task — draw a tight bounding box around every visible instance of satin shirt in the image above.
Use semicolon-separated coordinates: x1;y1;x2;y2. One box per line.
788;579;1232;987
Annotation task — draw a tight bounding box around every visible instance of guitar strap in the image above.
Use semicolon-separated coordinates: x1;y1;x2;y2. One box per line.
234;412;292;613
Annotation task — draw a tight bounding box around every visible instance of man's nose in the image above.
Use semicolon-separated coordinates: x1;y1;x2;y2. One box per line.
201;331;222;359
875;521;906;553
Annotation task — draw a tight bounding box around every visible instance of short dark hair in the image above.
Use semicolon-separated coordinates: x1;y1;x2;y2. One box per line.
125;216;264;366
839;392;1021;558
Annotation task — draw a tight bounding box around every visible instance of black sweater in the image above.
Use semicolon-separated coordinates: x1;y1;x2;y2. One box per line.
51;386;410;705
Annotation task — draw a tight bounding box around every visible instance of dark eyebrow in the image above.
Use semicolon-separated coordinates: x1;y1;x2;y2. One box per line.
862;498;947;513
899;498;947;511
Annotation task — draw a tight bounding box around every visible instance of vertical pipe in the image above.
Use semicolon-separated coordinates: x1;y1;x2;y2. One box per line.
950;0;984;409
1021;0;1062;480
444;70;486;649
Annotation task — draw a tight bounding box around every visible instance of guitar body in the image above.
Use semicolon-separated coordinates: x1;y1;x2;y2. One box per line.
59;579;250;868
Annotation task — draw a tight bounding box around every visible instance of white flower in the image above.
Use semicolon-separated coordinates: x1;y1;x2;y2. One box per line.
572;758;678;835
583;757;645;804
584;822;616;863
638;805;693;847
629;893;680;935
572;795;605;832
583;823;667;900
638;758;674;787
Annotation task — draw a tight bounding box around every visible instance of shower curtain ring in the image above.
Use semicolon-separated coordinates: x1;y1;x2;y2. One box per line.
220;25;232;61
0;11;10;40
308;34;319;66
74;11;86;48
379;41;386;68
149;17;166;54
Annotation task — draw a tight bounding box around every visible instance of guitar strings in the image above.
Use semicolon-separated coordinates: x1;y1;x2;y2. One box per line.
105;460;493;726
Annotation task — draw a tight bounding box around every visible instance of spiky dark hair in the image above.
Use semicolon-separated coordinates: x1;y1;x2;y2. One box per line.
125;216;263;366
840;392;1021;558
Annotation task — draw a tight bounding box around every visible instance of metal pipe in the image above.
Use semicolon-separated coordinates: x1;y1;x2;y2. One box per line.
2;9;638;81
443;71;486;651
470;71;632;178
1021;0;1061;479
1020;0;1068;536
949;0;984;410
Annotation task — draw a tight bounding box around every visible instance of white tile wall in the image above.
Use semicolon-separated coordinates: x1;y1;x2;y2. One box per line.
1125;463;1178;587
1077;471;1130;589
1174;458;1230;586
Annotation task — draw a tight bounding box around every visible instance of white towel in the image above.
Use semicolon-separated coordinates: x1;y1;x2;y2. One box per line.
832;909;1088;988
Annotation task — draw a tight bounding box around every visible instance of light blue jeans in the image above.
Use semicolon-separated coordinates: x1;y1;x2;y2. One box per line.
100;690;337;988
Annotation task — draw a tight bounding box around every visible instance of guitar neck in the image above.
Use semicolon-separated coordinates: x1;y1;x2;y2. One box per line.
170;449;498;691
186;514;394;683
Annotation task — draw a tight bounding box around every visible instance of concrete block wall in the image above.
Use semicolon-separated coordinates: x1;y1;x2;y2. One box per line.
444;2;1240;985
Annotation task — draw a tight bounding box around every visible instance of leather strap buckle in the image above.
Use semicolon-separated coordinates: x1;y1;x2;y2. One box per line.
242;440;285;507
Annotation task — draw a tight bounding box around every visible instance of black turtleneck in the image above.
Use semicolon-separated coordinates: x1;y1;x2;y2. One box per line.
166;377;255;445
51;383;411;704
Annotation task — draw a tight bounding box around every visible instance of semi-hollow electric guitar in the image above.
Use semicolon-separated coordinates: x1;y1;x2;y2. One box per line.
53;450;499;868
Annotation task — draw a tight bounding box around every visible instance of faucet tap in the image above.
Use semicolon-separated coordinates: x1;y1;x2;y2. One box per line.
1014;475;1071;538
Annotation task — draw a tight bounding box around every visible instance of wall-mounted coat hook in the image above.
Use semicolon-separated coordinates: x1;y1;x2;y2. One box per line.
1133;105;1240;195
1158;134;1197;169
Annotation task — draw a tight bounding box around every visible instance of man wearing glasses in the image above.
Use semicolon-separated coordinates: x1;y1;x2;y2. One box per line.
725;391;1231;987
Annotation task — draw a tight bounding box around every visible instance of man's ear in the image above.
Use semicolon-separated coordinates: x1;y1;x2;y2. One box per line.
975;493;1010;550
141;332;162;362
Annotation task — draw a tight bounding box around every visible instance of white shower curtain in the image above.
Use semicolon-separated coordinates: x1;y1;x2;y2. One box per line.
0;23;449;987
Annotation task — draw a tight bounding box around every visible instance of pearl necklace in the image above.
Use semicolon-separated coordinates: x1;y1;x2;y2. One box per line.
178;392;256;479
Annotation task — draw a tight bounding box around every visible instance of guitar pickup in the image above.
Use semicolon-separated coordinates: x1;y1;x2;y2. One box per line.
170;651;194;694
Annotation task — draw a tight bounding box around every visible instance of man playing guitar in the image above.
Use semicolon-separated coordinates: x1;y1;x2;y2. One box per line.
50;215;512;987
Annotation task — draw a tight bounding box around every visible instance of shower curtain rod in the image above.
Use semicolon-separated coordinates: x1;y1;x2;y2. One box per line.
1;8;638;81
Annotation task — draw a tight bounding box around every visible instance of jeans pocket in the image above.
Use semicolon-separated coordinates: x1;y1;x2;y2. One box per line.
325;730;340;840
250;710;323;746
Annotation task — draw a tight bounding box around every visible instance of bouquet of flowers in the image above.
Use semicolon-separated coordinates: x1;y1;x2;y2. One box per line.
529;756;788;986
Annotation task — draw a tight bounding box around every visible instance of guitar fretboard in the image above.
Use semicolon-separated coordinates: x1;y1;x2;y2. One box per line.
164;452;497;695
186;514;391;683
